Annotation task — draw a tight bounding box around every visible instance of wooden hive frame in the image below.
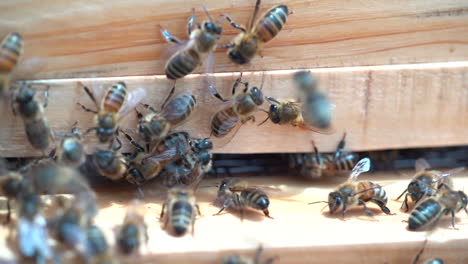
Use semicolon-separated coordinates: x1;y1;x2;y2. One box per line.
0;0;468;263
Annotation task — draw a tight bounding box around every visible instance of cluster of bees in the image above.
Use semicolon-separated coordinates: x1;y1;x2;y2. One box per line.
0;0;466;263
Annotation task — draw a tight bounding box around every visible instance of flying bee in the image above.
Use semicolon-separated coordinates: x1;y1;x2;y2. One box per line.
15;190;52;264
86;225;117;264
222;0;288;65
222;245;275;264
12;84;54;154
116;200;148;255
53;122;86;167
293;71;332;129
210;75;264;141
0;32;23;97
310;158;393;218
408;185;468;231
412;240;444;264
214;177;273;219
78;81;145;146
161;6;223;80
160;185;201;236
137;90;197;145
289;133;358;179
396;158;460;212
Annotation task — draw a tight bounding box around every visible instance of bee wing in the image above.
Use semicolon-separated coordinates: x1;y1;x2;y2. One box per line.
160;91;197;127
142;147;178;164
210;112;242;148
432;167;465;183
119;87;147;117
348;157;371;182
415;158;431;172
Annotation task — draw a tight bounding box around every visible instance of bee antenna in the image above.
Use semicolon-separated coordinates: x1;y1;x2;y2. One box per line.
308;201;327;205
257;109;270;126
202;4;214;22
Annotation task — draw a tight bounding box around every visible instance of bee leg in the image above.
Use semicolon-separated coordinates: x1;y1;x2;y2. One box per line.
341;203;348;220
223;14;246;32
141;103;158;113
187;8;195;36
121;130;145;152
371;199;393;215
160;27;183;45
80;83;100;109
195;204;202;216
77;103;98;114
219;43;235;49
401;194;410;212
5;199;11;224
333;132;347;160
161;83;176;110
262;208;274;219
358;201;374;217
232;76;243;95
395;188;407;201
213;198;232;216
160;202;166;220
450;210;459;230
43;85;50;108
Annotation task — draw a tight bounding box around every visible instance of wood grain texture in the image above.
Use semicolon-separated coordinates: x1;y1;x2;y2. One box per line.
1;62;468;156
0;0;467;79
0;173;467;263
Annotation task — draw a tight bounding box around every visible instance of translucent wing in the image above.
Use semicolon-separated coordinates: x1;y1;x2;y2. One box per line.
160;91;197;127
119;87;147;117
125;199;145;222
415;158;431;172
431;167;464;184
348;157;371;182
142;147;178;164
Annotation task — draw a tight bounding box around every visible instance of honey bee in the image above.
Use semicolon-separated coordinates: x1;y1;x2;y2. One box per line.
293;71;332;130
160;185;201;236
222;245;275;264
92;148;128;181
408;185;467;231
214;177;273;219
27;165;92;195
289;133;358;179
310;158;393;218
116;200;148;255
54;123;86;167
137;90;196;145
12;84;54;154
211;75;264;139
412;240;444;264
396;158;460;212
0;171;26;223
86;225;117;264
0;32;23;97
78;82;145;146
161;6;223;79
16;190;52;264
223;0;289;64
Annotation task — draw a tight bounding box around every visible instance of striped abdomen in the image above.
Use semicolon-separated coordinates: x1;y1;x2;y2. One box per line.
170;201;193;236
162;93;197;126
357;181;388;204
153;132;190;155
254;5;288;43
103;82;127;113
0;32;23;72
25;118;51;151
330;153;359;173
211;107;239;137
408;198;443;231
240;188;270;210
165;49;199;80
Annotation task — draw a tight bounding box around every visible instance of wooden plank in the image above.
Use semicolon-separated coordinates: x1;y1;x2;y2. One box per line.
1;62;468;156
1;172;467;263
0;0;467;79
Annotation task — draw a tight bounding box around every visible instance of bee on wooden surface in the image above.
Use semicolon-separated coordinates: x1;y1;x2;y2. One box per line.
396;158;461;212
214;177;273;219
161;6;223;80
53;122;86;167
0;171;27;223
222;0;289;65
408;185;467;231
293;71;332;129
222;245;275;264
160;185;201;236
210;75;264;140
15;190;52;264
12;84;54;154
137;90;196;146
0;32;23;97
78;82;145;146
412;240;444;264
289;133;358;179
310;158;393;218
116;200;148;255
92;148;128;182
86;225;117;264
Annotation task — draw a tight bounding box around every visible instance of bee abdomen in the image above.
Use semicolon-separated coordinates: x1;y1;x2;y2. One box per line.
171;201;193;236
211;108;239;137
242;189;269;210
25;118;51;151
359;181;387;203
0;32;23;72
255;5;288;43
163;94;197;125
165;51;199;80
103;82;127;113
118;224;140;254
333;154;358;172
408;198;442;231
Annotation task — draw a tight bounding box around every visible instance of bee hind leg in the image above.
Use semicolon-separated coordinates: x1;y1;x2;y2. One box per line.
223;14;246;32
187;8;195;36
160;27;183;45
358;200;374;217
371;199;394;215
262;208;274;219
450;210;459;230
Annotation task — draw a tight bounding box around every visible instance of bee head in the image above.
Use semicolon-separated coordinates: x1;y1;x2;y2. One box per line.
228;50;249;65
204;22;222;35
198;151;212;166
250;87;264;106
458;191;468;211
269;104;281;124
93;150;115;169
407;181;426;202
191;138;213;152
16;86;35;103
125;168;145;186
328;191;343;214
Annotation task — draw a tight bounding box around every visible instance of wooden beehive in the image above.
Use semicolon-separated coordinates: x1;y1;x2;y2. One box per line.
0;0;468;263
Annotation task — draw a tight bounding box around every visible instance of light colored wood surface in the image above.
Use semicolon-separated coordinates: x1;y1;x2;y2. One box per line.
1;172;468;263
1;62;468;156
0;0;467;79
